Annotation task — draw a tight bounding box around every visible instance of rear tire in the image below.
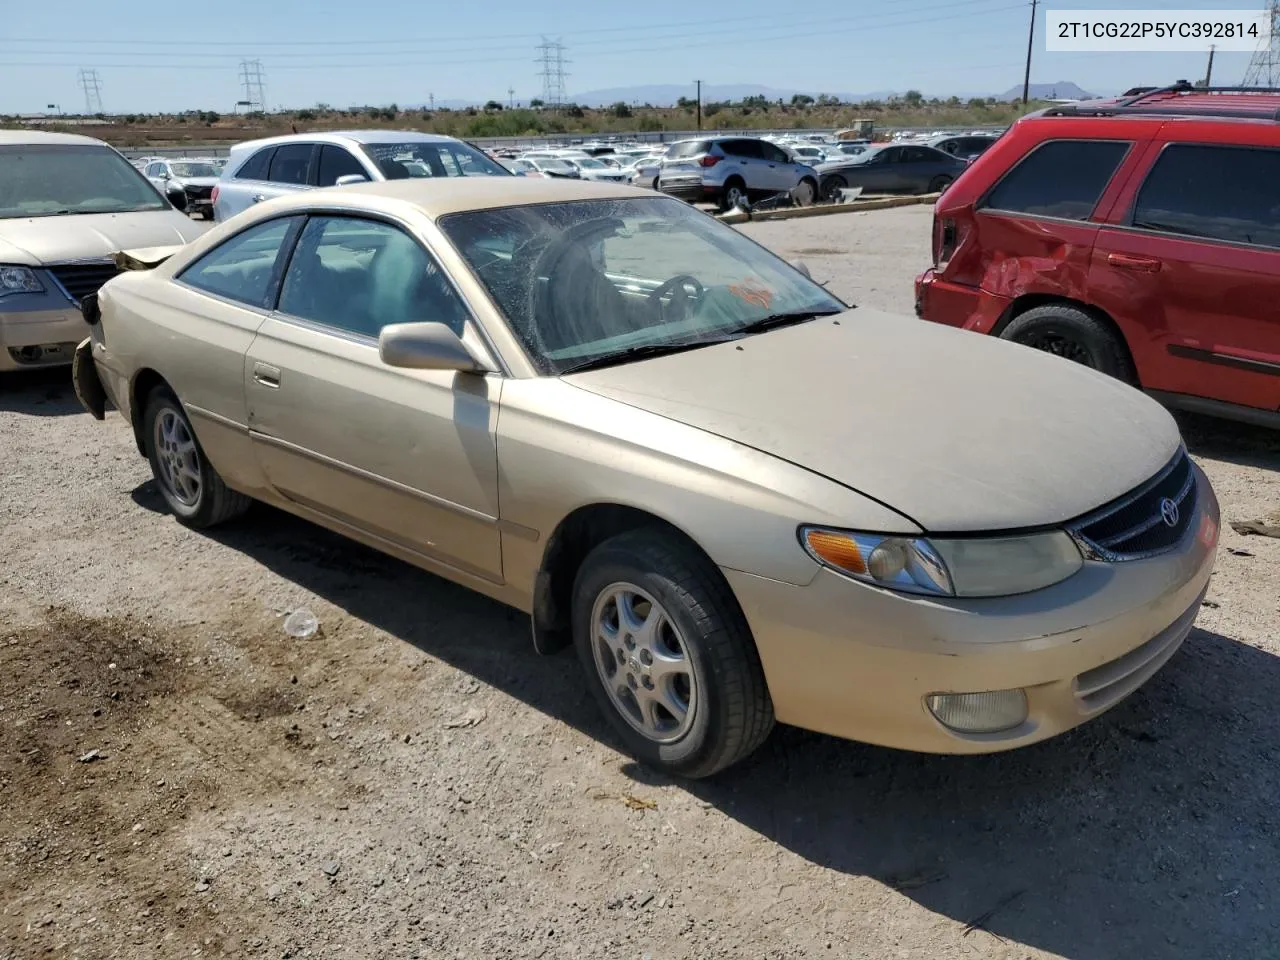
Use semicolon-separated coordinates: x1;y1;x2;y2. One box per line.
572;529;774;779
720;178;748;212
143;388;250;528
1000;304;1133;382
793;178;817;207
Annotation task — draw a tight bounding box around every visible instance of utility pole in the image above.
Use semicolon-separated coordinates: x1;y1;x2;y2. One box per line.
1205;44;1216;86
1021;0;1038;105
429;93;435;111
695;79;702;131
77;69;103;115
1243;0;1280;86
508;85;515;109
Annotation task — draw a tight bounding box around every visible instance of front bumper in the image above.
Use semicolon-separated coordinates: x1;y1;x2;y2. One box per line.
0;305;90;371
725;465;1219;754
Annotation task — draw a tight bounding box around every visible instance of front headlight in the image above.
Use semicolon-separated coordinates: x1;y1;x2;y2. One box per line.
0;265;44;297
799;526;1083;598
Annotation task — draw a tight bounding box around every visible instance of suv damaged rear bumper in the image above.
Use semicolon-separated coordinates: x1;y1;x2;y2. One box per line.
914;268;1011;334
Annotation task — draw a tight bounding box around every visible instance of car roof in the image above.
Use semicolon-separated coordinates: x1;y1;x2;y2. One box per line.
227;129;463;155
0;129;108;147
256;177;646;219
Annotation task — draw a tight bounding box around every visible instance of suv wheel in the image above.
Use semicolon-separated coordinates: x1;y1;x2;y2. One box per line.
1001;304;1133;382
720;179;748;212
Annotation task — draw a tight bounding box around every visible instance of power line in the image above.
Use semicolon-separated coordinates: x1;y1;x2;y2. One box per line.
535;37;568;107
238;59;267;111
3;2;1025;72
0;0;1009;48
1243;0;1280;86
76;68;103;113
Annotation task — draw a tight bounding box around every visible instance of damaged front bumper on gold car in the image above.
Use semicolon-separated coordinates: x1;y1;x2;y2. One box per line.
725;466;1220;754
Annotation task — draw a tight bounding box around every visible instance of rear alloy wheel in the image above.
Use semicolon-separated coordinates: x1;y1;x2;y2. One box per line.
823;174;848;202
572;530;774;778
793;178;817;207
720;179;748;212
1000;303;1133;382
143;388;251;528
927;175;953;194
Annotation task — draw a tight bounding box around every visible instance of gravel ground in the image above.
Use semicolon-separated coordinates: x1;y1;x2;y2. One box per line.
3;205;1279;960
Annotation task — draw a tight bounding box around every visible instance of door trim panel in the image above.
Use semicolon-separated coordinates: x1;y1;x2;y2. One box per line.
1166;344;1280;377
249;429;499;525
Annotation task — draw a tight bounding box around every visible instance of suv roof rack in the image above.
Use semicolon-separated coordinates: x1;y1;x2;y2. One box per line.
1043;81;1280;121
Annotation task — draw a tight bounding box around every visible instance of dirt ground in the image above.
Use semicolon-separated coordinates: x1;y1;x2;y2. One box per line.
3;205;1279;960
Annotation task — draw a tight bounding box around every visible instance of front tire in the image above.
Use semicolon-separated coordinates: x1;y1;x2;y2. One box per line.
927;175;953;194
823;174;848;202
572;530;774;778
1000;303;1133;381
143;388;250;528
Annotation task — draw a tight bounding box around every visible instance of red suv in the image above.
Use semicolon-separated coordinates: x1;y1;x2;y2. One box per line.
915;84;1280;428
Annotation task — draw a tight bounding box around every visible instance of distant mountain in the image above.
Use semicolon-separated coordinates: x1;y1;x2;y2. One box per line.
998;81;1097;101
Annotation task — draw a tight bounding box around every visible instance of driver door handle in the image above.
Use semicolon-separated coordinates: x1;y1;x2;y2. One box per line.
252;362;280;388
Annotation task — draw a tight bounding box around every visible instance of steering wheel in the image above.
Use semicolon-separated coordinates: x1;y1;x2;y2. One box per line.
647;274;705;323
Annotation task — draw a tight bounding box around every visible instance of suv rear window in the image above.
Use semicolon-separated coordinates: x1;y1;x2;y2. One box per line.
235;147;274;181
981;140;1129;221
1132;144;1280;250
668;140;712;159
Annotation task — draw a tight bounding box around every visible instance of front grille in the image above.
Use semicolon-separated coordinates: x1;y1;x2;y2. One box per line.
184;184;213;200
47;261;120;304
1069;449;1197;560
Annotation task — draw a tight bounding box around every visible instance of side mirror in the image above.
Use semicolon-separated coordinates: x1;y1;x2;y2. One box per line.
379;322;488;373
334;173;369;187
791;260;812;279
166;184;188;212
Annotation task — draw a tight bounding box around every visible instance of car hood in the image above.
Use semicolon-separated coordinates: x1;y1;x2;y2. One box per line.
173;176;220;188
563;310;1182;532
0;210;203;266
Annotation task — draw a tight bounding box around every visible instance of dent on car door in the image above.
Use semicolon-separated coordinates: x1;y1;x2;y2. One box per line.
245;214;504;582
162;215;304;493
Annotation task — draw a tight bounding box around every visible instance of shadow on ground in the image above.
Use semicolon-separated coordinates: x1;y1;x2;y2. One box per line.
1178;411;1280;472
0;368;83;417
179;491;1280;960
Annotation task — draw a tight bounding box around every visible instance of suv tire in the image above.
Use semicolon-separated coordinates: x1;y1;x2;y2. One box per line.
720;178;748;212
1001;304;1133;382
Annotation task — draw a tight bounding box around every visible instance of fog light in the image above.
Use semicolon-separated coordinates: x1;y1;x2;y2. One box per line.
926;690;1028;734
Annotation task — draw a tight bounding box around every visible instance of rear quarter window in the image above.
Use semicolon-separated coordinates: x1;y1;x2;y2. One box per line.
980;139;1130;221
1131;143;1280;249
668;140;712;159
234;147;275;181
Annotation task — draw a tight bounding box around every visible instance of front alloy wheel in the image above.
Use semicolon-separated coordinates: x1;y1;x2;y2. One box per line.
572;529;775;778
591;583;697;743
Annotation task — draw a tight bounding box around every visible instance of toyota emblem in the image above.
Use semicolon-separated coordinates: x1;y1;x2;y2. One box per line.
1159;497;1180;528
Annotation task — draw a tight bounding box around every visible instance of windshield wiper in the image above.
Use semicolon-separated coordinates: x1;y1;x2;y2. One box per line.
557;338;731;375
736;308;843;335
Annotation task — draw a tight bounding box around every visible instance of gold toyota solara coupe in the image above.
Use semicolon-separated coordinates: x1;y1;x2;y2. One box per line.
72;178;1220;778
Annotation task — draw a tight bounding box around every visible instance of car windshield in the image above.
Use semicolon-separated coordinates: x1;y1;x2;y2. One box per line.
539;159;573;172
440;196;847;375
170;161;220;178
359;141;510;179
0;144;169;219
577;158;606;169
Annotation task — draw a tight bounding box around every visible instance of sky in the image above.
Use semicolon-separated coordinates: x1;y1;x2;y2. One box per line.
1;0;1270;114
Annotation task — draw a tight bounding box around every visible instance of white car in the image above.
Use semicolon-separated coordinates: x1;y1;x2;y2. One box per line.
566;157;631;184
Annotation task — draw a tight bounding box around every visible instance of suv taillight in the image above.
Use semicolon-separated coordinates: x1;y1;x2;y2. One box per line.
934;217;957;270
699;155;722;168
210;185;220;205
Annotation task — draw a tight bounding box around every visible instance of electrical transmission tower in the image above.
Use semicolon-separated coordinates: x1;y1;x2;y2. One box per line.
238;59;268;112
1243;0;1280;86
535;37;569;108
77;69;103;115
